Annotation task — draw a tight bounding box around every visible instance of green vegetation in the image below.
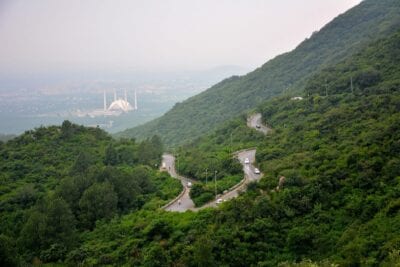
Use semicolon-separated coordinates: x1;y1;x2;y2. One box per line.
2;2;400;266
305;29;400;97
174;116;265;206
73;79;400;265
118;0;400;147
62;27;400;266
175;122;256;206
0;122;181;264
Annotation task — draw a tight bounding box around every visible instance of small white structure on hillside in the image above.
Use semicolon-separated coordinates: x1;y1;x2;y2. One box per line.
291;96;304;101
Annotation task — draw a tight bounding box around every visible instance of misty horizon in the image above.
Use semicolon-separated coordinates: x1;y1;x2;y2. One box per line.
0;0;362;74
0;0;364;135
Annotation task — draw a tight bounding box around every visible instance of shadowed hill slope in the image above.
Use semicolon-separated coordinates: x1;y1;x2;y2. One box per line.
118;0;400;147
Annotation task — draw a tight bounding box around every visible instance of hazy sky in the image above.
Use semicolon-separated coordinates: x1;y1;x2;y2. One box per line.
0;0;362;73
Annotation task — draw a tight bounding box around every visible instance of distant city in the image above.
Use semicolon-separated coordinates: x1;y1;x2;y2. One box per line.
0;66;249;135
75;89;138;117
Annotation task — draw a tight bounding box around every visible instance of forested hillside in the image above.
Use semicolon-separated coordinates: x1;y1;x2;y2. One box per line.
2;2;400;266
0;122;181;265
60;26;400;266
118;0;400;147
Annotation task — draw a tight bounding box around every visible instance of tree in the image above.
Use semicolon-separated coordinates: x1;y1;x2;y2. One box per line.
56;175;94;214
193;235;215;267
142;244;170;267
79;182;118;229
98;166;142;211
12;183;38;208
44;196;77;248
60;120;73;139
150;135;163;158
131;166;154;194
19;196;77;262
104;144;118;166
137;136;164;166
0;234;18;266
71;151;93;174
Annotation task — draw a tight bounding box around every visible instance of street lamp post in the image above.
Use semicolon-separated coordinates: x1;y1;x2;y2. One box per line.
325;78;328;96
176;154;179;175
230;132;233;154
214;170;217;199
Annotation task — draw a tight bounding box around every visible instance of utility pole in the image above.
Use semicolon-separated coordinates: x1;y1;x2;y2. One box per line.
230;132;233;154
176;154;179;175
205;168;208;184
350;76;354;94
214;170;217;199
325;79;328;97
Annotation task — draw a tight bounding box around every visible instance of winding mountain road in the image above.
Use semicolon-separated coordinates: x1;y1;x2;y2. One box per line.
197;149;262;210
162;154;195;212
162;113;269;212
248;113;271;134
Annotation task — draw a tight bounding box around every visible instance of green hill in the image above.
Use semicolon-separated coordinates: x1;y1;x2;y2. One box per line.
71;29;400;266
2;2;400;266
0;122;181;265
117;0;400;147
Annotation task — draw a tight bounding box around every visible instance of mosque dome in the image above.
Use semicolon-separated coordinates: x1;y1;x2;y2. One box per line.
108;99;134;112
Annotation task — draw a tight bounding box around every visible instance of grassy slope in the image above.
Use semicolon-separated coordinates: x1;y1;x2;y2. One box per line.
117;0;400;147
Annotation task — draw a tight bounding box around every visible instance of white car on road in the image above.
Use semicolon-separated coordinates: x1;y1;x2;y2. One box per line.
244;158;250;164
254;168;260;174
187;182;192;188
216;198;223;204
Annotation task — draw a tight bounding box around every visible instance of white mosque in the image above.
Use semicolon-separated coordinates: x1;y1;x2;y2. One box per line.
82;89;138;118
104;89;137;113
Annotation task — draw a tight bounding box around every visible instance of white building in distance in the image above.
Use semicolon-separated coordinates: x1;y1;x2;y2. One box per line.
81;89;138;118
104;89;137;113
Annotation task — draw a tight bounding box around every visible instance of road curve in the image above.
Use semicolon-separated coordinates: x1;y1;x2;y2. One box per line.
162;154;195;212
248;113;271;134
196;149;262;209
163;113;269;212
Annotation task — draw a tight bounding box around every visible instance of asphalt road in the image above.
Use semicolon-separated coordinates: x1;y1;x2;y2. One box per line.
163;113;268;212
248;113;271;134
162;154;195;212
197;149;262;209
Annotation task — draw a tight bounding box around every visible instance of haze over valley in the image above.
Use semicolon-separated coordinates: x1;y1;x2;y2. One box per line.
0;0;361;135
0;66;248;134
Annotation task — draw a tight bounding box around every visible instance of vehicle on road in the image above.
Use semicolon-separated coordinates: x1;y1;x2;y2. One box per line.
244;158;250;164
161;162;167;169
216;198;223;204
187;182;192;188
254;168;260;174
256;124;261;129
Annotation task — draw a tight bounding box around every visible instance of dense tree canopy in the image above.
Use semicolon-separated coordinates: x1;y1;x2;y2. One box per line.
50;27;400;266
0;124;180;264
